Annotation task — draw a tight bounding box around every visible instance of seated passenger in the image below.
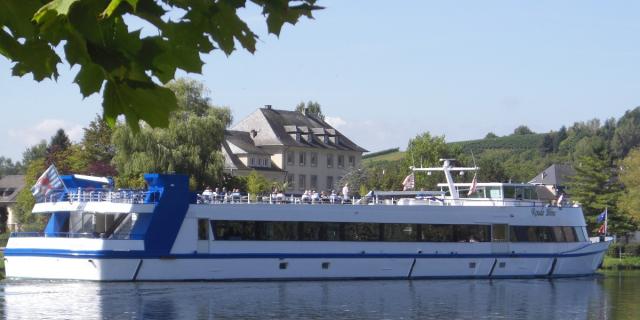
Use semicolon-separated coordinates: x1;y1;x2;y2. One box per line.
202;186;213;203
311;190;320;203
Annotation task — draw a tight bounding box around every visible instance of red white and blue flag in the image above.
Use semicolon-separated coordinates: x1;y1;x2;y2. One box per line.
467;173;478;196
402;173;415;191
31;164;65;200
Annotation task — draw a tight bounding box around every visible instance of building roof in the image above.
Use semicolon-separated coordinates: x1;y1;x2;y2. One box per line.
528;164;575;186
225;130;270;155
232;107;367;152
0;175;26;203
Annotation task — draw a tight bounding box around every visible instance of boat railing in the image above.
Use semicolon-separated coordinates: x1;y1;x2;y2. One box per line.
197;193;573;208
10;231;145;240
39;189;157;204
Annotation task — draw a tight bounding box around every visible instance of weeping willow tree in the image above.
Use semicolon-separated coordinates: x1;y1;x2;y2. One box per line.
112;79;231;189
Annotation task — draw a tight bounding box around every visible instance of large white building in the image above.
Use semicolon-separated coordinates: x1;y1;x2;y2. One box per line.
222;106;367;193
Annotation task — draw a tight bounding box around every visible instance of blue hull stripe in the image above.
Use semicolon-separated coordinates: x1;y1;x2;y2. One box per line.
3;248;607;259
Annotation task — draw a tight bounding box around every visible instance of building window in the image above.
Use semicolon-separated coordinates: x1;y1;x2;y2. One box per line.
287;151;295;166
250;158;255;166
310;175;318;190
286;174;295;190
299;151;306;167
327;154;334;168
326;176;334;190
348;155;355;168
298;175;306;191
337;155;344;168
310;152;318;167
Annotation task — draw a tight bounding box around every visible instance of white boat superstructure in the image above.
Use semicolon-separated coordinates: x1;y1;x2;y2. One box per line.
4;161;610;281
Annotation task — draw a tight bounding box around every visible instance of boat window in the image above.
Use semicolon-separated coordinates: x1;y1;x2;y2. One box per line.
574;227;587;242
384;224;417;242
420;224;453;242
491;224;509;242
343;223;380;241
503;186;515;199
211;220;580;243
562;226;577;242
198;219;209;240
509;226;580;242
454;225;491;242
487;187;502;199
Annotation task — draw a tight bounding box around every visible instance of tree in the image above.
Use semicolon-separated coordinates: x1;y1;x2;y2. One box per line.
49;128;71;152
567;156;634;235
0;1;321;131
512;125;534;135
22;140;48;165
112;79;231;189
612;107;640;158
618;148;640;222
295;101;324;120
0;156;23;177
246;170;270;199
403;132;453;189
484;132;498;139
81;115;117;176
13;158;48;231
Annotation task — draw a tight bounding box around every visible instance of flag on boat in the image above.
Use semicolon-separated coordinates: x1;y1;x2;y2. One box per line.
467;173;478;196
598;223;607;235
402;173;415;191
31;164;65;200
596;209;607;223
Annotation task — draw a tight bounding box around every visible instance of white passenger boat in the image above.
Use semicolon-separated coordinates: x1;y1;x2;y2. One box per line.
4;160;610;281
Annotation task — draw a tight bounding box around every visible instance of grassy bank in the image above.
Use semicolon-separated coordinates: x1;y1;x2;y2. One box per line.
601;256;640;270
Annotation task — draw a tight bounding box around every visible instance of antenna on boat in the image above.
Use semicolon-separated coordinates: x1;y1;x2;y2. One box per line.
470;150;478;172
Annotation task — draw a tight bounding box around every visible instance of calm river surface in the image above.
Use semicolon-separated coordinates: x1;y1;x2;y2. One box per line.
0;271;638;319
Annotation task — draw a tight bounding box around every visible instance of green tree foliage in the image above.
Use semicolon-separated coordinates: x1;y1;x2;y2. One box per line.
404;132;455;189
112;79;231;189
246;170;270;198
567;155;634;234
484;132;498;139
295;101;324;120
0;156;23;178
81;115;117;176
22;140;48;165
48;128;71;153
612;107;640;158
13;159;47;231
512;125;534;135
618;148;640;222
339;167;369;196
0;0;321;131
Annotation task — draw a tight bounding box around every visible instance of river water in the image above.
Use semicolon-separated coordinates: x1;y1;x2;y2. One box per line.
0;271;638;319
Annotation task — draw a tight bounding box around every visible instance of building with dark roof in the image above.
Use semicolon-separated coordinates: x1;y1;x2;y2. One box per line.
222;106;367;192
0;175;26;232
529;164;576;199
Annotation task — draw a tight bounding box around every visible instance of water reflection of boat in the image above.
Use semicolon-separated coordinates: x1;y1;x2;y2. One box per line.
1;276;610;319
4;160;609;281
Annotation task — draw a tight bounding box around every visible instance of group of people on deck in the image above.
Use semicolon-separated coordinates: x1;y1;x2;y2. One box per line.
201;187;241;203
201;183;351;204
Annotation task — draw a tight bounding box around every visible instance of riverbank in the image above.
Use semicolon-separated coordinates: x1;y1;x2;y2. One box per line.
601;256;640;270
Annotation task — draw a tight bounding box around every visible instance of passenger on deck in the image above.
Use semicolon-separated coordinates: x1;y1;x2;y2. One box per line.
202;186;213;203
311;190;320;203
342;183;350;203
329;190;339;204
301;190;311;203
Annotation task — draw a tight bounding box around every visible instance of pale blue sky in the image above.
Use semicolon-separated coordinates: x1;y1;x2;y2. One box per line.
2;0;640;161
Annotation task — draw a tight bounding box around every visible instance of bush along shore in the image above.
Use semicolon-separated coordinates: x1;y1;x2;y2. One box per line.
601;243;640;270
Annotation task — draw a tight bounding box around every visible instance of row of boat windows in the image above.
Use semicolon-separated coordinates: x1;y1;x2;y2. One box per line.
199;220;587;243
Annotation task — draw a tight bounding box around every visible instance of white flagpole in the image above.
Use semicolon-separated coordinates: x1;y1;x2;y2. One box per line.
605;207;608;237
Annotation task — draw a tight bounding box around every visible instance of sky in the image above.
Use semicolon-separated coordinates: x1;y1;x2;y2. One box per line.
2;0;640;161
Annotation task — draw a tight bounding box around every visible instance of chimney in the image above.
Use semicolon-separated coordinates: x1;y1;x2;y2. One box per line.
264;104;272;110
